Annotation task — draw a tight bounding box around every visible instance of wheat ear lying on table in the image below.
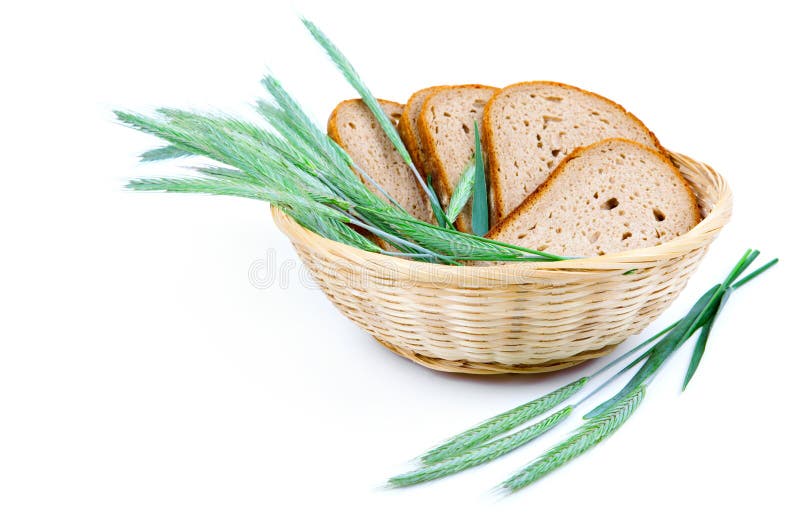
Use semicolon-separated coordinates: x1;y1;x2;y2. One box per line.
389;407;572;488
418;378;588;466
388;251;777;491
499;387;645;493
403;320;676;471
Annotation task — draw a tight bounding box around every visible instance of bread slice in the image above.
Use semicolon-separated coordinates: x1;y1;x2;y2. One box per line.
486;138;701;258
398;86;442;176
418;84;499;233
483;81;663;222
328;99;432;223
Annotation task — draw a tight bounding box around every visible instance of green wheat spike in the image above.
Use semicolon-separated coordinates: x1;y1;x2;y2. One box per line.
301;18;449;226
115;21;574;262
300;18;412;165
389;407;572;487
445;158;475;224
140;145;193;162
500;386;645;493
420;378;588;465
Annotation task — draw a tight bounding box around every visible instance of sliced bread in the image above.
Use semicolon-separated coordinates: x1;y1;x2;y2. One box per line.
486;138;701;258
398;86;442;177
483;81;663;222
418;84;499;233
327;99;432;223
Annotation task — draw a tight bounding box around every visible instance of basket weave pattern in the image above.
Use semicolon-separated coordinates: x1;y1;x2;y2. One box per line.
273;151;731;374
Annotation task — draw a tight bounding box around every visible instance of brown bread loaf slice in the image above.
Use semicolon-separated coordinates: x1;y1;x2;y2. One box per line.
418;84;499;233
398;86;442;177
484;81;663;223
327;99;432;223
486;138;701;258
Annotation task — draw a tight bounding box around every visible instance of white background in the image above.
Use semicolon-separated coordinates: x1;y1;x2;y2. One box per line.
2;1;798;519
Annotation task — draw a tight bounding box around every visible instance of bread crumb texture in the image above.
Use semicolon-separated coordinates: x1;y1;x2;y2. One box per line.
328;99;432;223
419;85;498;232
485;82;660;221
488;139;700;257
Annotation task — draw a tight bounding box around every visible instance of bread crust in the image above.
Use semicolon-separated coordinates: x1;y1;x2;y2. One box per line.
327;97;404;144
399;86;444;176
417;84;499;232
482;81;668;224
486;138;702;243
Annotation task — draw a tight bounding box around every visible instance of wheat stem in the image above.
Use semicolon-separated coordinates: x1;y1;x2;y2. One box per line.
346;217;458;265
585;250;771;419
349;162;404;210
586;320;679;380
731;258;778;288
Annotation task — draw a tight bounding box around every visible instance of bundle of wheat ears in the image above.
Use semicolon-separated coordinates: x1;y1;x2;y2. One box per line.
119;18;700;265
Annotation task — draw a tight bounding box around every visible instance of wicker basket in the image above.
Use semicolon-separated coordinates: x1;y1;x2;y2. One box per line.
272;151;731;374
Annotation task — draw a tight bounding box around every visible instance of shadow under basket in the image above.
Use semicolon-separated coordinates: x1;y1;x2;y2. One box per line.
272;151;732;375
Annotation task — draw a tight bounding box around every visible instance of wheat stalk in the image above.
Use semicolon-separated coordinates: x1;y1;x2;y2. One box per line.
494;254;777;494
584;249;763;419
385;254;778;492
404;321;678;469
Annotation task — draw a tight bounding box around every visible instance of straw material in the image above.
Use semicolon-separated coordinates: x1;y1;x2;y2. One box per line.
272;151;731;374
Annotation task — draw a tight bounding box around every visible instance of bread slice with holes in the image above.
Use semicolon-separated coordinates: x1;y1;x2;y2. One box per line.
486;138;701;258
327;99;432;223
483;81;663;223
398;86;442;177
418;84;499;233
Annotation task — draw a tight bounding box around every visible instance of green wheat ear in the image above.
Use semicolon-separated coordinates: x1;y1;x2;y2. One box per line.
445;157;475;224
388;406;572;488
140;145;193;162
385;253;777;491
419;377;588;465
301;18;410;166
499;386;645;494
301;17;449;227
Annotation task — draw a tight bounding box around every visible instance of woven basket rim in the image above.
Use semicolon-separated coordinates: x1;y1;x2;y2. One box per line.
272;150;731;277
